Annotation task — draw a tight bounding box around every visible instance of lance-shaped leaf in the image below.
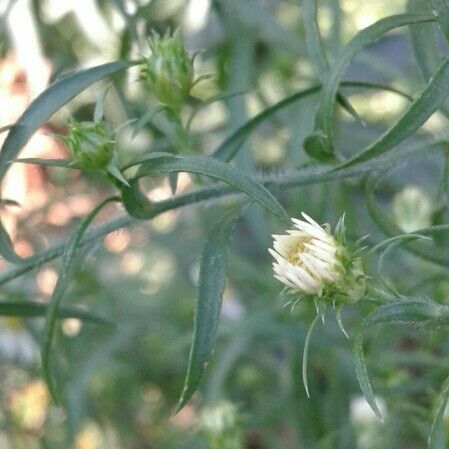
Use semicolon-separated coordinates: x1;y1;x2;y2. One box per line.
429;376;449;449
0;60;136;181
42;197;119;404
175;207;241;412
0;220;22;264
213;81;412;163
132;153;289;221
313;12;435;156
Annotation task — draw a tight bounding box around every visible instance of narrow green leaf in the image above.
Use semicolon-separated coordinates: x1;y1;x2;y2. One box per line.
336;54;449;169
0;301;113;325
133;153;289;221
431;0;449;41
429;376;449;449
314;13;435;156
303;0;329;78
42;197;119;403
213;81;413;162
11;158;78;168
0;220;22;264
175;206;242;412
303;0;362;127
0;60;137;181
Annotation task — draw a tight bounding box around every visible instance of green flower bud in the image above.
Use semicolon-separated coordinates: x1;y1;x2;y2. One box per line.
66;121;114;170
141;30;194;112
198;401;244;449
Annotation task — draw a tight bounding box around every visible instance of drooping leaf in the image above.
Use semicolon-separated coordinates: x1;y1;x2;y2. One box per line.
0;60;136;181
132;153;289;221
175;206;242;412
42;197;119;403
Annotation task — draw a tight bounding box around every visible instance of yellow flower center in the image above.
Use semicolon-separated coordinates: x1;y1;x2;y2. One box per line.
286;237;312;266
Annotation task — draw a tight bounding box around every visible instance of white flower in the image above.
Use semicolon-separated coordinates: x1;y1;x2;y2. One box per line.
0;318;38;364
269;212;365;303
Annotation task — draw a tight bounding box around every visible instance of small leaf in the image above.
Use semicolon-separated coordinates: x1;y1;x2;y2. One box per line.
133;153;289;221
175;206;242;412
42;197;119;403
106;163;130;186
0;60;136;181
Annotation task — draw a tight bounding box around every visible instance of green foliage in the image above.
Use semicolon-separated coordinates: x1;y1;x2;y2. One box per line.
3;1;449;448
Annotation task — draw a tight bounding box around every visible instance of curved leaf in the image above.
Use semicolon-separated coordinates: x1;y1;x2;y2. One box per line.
336;54;449;169
314;13;435;155
42;197;119;403
213;81;412;163
0;60;136;181
132;153;289;221
175;206;242;412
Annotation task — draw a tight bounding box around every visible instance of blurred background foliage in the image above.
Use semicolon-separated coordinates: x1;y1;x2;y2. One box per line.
1;0;449;448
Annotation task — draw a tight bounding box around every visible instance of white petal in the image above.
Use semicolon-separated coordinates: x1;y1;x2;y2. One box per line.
291;219;327;239
301;211;326;231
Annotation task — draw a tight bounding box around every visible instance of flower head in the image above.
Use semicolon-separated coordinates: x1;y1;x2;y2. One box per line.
269;212;365;304
66;120;114;170
141;30;194;112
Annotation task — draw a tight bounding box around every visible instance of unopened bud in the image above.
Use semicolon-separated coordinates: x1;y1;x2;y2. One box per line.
141;30;194;112
66;121;114;170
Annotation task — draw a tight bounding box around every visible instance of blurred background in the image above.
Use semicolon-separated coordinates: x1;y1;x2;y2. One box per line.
0;0;448;448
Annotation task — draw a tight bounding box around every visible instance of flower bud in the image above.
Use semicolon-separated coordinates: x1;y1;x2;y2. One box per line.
141;30;194;112
392;185;432;233
198;401;244;449
269;212;365;305
66;121;114;170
